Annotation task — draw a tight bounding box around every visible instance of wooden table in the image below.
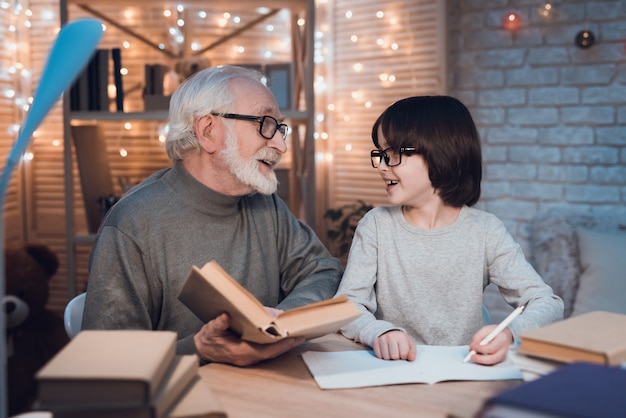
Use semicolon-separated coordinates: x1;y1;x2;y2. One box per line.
198;334;522;418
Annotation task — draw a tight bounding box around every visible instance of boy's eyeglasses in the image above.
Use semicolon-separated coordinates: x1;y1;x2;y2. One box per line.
370;147;419;168
211;112;289;141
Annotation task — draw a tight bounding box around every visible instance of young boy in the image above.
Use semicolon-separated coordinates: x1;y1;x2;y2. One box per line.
336;96;563;365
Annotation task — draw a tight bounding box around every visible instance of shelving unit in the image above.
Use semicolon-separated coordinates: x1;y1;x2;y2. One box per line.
60;0;316;296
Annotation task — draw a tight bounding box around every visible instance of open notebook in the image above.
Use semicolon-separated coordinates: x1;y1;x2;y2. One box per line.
302;345;522;389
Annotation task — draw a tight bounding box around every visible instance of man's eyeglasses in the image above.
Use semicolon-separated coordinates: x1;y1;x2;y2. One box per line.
211;112;288;141
370;147;419;168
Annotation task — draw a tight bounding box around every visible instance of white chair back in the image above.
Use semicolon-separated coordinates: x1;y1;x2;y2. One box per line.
63;292;86;338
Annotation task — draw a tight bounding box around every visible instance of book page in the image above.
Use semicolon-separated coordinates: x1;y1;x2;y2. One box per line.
302;346;522;389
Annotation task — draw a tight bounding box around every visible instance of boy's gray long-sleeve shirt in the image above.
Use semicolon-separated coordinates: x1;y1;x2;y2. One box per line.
336;205;564;348
82;162;343;355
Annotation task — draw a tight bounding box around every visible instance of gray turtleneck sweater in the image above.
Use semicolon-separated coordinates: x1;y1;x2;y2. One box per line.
82;161;343;354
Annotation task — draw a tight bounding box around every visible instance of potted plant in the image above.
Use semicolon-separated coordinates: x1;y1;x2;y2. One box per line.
323;200;374;264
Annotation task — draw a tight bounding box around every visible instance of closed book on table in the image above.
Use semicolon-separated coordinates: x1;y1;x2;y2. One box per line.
36;330;177;405
38;354;198;418
178;260;362;344
477;362;626;418
169;377;226;418
518;311;626;366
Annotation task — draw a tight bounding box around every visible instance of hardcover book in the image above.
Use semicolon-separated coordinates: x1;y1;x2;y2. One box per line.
168;377;227;418
36;330;177;405
518;311;626;366
177;260;362;344
38;354;198;418
477;362;626;418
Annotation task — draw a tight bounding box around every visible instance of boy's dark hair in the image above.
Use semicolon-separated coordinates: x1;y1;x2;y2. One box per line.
371;95;482;207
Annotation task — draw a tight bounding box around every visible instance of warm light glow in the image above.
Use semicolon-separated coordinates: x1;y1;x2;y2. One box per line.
119;148;128;157
538;3;554;19
502;12;521;32
376;11;384;19
352;63;363;72
350;35;358;42
124;122;132;130
345;11;352;19
345;144;352;151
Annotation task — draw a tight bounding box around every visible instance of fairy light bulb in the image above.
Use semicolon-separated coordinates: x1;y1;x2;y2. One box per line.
537;3;554;20
502;12;521;32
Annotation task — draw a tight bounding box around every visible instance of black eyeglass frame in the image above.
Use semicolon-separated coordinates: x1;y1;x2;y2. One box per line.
370;147;419;168
211;112;288;141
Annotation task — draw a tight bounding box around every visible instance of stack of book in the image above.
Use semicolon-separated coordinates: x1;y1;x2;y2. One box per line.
509;311;626;380
34;330;225;418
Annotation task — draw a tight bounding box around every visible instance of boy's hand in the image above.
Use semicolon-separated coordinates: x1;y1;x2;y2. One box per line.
466;325;513;365
373;330;416;361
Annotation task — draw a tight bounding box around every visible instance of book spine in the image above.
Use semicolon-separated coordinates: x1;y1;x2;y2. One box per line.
144;64;153;96
112;48;124;112
97;49;110;112
87;52;100;111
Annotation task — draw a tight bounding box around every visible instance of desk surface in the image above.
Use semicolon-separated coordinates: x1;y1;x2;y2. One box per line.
198;333;521;418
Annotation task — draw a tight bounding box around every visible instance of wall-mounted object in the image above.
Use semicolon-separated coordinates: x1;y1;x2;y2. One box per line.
502;12;522;32
575;30;595;49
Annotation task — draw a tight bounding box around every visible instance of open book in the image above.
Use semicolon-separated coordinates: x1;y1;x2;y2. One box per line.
177;261;362;344
302;347;522;389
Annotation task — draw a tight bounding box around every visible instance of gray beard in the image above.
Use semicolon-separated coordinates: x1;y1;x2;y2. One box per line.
221;130;279;195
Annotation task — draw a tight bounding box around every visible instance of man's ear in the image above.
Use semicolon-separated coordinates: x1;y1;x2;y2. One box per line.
195;114;218;154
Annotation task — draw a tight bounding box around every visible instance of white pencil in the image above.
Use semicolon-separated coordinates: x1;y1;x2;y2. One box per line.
463;304;526;363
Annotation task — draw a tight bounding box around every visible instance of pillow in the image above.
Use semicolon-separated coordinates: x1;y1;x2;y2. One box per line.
570;228;626;317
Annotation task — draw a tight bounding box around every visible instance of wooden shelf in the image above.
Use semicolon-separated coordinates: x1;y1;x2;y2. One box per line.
70;110;168;121
69;110;308;122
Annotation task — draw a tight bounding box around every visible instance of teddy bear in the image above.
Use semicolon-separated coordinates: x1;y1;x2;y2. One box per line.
4;242;69;416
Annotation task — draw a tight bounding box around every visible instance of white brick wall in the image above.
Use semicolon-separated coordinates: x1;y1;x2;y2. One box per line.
448;0;626;257
448;0;626;321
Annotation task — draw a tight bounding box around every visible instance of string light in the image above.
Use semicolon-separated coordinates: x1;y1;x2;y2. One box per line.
502;12;522;32
537;3;555;20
